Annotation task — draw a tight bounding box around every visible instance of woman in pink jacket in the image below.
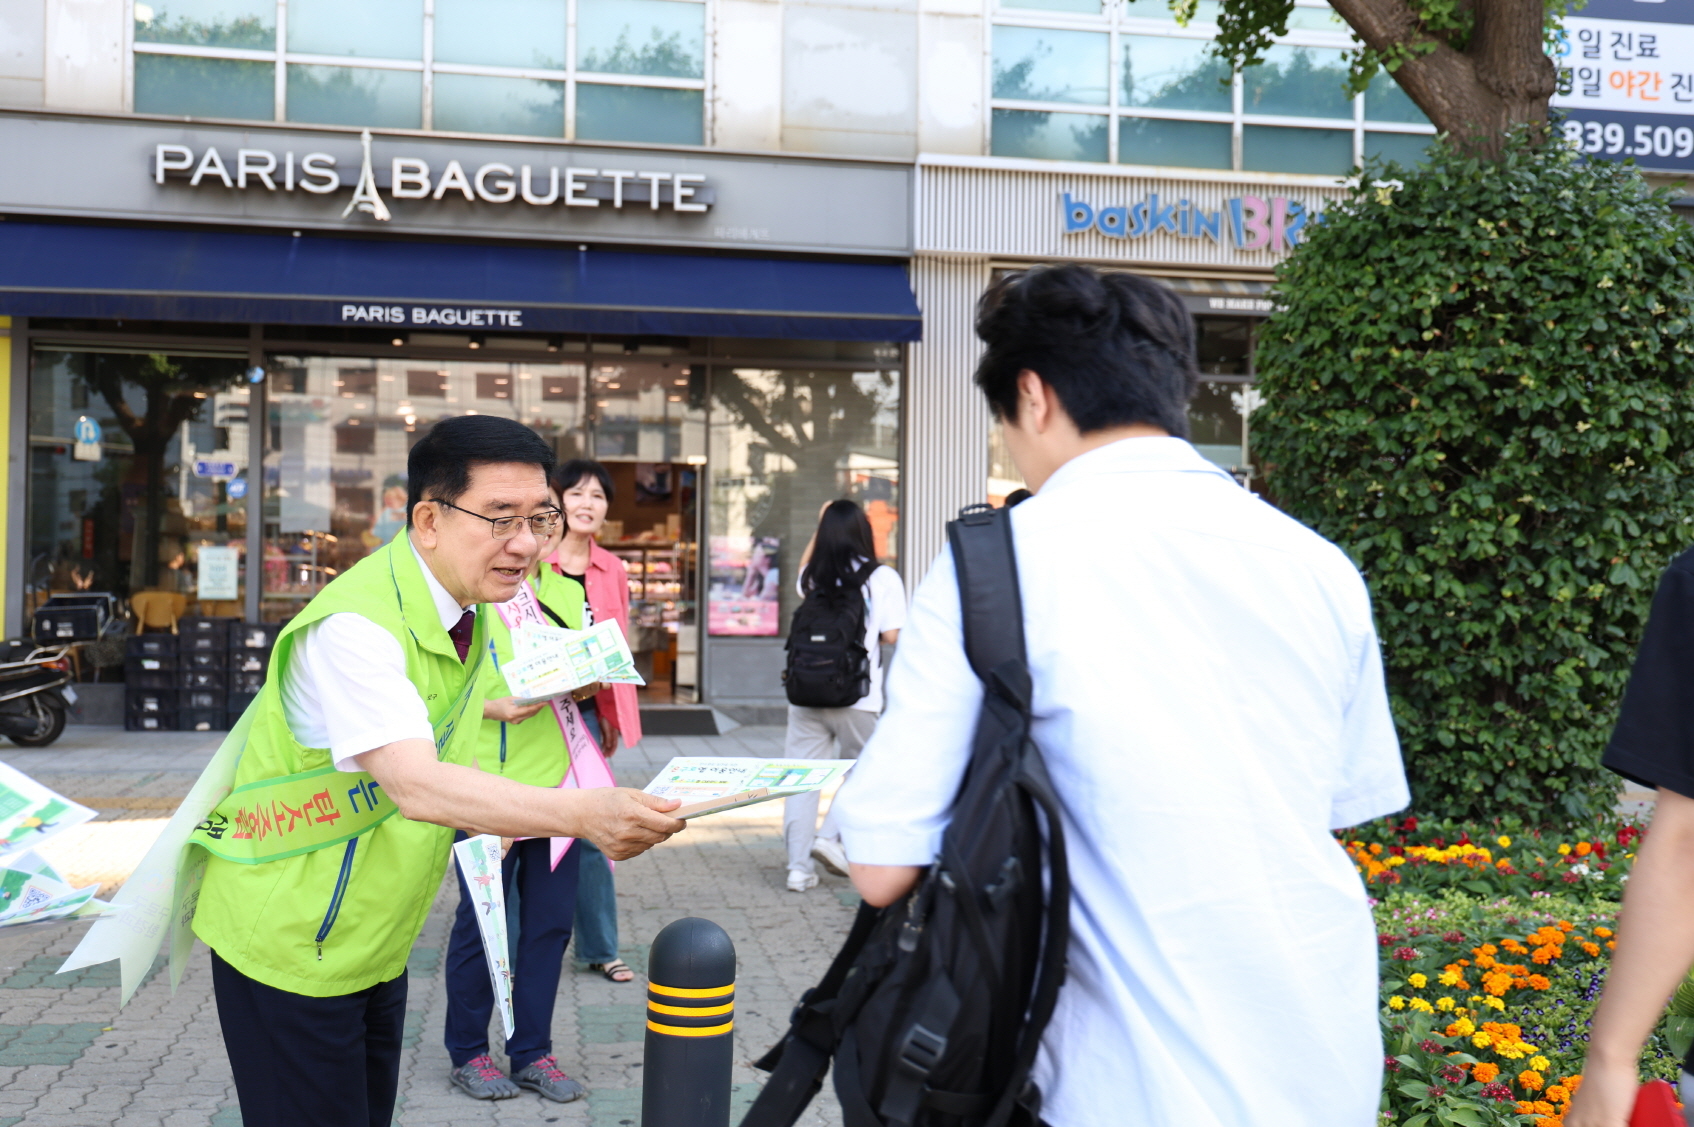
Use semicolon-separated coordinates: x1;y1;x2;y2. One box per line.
547;459;642;983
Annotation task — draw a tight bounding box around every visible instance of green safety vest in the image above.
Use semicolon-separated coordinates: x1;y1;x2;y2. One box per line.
477;566;585;789
191;536;489;998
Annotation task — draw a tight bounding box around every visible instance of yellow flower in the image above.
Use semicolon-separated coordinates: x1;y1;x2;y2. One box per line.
1388;995;1407;1011
1446;1017;1476;1037
1436;997;1456;1012
1531;1056;1550;1072
1408;973;1428;989
1497;835;1512;848
1439;970;1461;987
1485;997;1506;1011
1557;843;1572;856
1472;1031;1494;1048
1409;998;1435;1014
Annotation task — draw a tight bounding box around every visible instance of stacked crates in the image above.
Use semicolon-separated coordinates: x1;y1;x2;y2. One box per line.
125;618;281;732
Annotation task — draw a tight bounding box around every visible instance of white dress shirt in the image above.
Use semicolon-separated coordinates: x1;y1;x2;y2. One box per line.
281;538;468;773
832;437;1408;1127
794;560;908;713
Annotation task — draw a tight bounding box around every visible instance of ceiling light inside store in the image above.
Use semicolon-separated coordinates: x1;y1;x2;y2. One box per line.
391;338;404;346
404;414;417;425
668;396;682;402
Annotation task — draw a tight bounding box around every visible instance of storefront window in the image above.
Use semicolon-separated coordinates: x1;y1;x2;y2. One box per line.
708;366;901;638
28;349;250;616
132;0;708;142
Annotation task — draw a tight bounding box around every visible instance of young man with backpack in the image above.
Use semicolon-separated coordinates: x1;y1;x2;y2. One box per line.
820;266;1409;1126
780;498;906;892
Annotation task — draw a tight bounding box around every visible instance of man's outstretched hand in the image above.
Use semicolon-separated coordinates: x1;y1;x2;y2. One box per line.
579;788;686;860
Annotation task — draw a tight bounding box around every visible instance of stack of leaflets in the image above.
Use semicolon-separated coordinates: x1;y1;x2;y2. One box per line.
0;762;110;930
501;619;645;705
643;757;856;819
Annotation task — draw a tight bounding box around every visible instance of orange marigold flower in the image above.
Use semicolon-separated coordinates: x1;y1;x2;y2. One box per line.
1520;1070;1545;1091
1483;972;1513;996
1516;1102;1538;1115
1527;974;1551;990
1475;944;1499;957
1533;1118;1559;1127
1581;942;1601;957
1594;927;1613;938
1473;1063;1501;1083
1574;842;1592;857
1369;842;1384;855
1607;940;1616;950
1531;945;1559;964
1557;920;1575;931
1547;1084;1570;1103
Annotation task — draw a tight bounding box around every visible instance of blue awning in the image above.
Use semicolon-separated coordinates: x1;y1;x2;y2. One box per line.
0;221;922;342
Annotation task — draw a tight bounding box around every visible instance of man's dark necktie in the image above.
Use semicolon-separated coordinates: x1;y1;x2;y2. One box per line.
448;608;475;663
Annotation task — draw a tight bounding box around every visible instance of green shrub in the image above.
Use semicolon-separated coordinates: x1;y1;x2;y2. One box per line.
1253;135;1694;823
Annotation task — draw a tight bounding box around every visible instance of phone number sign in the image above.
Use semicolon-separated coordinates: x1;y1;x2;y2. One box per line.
1552;0;1694;170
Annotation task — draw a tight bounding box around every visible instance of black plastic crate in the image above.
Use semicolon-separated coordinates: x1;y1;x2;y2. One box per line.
177;709;227;732
230;671;266;695
181;632;224;654
179;669;227;691
226;691;259;718
33;605;101;644
228;649;270;675
181;615;239;639
125;688;176;715
124;713;177;732
229;623;282;652
179;651;224;672
180;688;225;711
125;656;176;688
127;635;177;658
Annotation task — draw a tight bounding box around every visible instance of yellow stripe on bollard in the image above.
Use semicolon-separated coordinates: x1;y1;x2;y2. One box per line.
649;982;734;999
646;1019;734;1037
649;1000;734;1017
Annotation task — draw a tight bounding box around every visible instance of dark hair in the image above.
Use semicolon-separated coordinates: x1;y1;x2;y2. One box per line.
802;500;877;598
550;458;616;503
1003;488;1034;508
974;265;1198;438
407;415;556;524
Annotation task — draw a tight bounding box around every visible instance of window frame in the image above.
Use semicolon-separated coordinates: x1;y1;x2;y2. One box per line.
127;0;713;143
986;0;1436;172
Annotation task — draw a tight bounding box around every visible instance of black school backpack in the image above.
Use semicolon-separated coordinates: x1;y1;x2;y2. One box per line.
782;560;878;709
744;503;1072;1127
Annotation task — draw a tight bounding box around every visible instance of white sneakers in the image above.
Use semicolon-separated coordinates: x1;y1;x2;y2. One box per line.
786;869;819;893
810;836;849;877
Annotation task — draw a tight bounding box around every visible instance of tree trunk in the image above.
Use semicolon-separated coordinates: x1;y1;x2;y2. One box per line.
1328;0;1557;155
129;438;167;593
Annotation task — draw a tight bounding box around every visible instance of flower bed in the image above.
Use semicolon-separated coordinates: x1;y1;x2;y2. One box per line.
1350;817;1679;1125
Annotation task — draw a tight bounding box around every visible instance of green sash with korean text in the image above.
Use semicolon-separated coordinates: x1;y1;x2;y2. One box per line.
187;768;392;864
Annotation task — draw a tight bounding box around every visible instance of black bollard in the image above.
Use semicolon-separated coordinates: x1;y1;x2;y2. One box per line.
642;917;736;1127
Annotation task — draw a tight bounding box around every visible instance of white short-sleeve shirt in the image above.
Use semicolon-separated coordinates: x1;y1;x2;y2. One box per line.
795;560;908;713
831;437;1408;1127
280;538;468;773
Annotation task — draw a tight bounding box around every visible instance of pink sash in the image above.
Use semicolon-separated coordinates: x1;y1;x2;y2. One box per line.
495;582;618;871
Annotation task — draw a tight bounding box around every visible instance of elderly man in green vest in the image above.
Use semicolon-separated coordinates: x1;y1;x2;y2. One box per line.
192;415;685;1127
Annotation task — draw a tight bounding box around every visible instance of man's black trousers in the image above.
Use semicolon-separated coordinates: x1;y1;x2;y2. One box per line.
210;950;406;1127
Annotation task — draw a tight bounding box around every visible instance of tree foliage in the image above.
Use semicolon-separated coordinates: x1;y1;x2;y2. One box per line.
1252;137;1694;823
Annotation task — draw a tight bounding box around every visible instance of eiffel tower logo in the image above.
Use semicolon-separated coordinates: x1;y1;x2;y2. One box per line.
342;129;392;221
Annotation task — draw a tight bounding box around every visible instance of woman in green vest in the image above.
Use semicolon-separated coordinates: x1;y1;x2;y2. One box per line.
442;482;602;1104
184;417;684;1127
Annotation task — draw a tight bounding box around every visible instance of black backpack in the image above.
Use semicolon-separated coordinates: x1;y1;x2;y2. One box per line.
744;504;1072;1127
782;560;878;709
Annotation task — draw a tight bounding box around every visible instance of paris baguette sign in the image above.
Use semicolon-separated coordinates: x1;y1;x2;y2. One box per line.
151;129;715;220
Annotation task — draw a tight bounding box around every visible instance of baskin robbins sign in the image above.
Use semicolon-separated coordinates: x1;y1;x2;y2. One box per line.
1061;191;1320;253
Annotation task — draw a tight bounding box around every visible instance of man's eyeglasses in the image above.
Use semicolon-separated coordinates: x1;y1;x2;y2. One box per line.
433;500;563;540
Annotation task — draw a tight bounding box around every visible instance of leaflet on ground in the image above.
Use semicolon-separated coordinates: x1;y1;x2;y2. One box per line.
643;757;855;819
501;619;645;704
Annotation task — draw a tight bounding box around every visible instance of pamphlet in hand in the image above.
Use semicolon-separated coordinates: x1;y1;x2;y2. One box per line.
501;619;645;704
643;757;856;819
452;834;514;1040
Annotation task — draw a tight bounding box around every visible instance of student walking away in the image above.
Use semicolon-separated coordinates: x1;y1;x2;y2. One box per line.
780;499;906;893
1564;553;1694;1127
190;417;685;1127
546;459;643;984
442;477;608;1103
766;266;1408;1127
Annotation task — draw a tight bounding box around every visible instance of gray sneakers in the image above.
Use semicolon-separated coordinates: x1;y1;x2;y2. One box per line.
513;1055;588;1103
449;1054;521;1100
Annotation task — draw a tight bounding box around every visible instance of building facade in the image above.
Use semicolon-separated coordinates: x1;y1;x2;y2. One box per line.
0;0;1425;721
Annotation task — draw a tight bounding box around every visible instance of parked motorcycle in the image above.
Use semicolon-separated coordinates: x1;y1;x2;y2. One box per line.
0;640;75;747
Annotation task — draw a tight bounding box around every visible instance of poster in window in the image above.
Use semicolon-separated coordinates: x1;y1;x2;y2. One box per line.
707;536;780;636
197;546;241;601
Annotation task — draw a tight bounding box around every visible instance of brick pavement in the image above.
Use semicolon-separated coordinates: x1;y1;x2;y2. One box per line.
0;726;853;1126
